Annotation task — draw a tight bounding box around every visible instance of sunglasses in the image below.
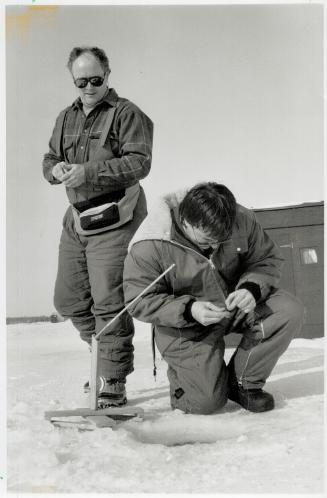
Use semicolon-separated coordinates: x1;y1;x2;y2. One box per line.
74;75;105;89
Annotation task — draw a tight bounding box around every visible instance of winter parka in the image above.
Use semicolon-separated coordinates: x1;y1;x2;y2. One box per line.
123;190;284;334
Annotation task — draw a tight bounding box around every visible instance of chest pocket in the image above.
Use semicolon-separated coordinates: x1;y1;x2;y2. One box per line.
214;237;249;281
99;131;120;156
87;128;118;159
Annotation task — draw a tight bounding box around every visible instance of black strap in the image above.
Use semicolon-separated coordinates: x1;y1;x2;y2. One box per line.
56;108;69;157
97;104;118;150
73;188;126;212
151;324;157;381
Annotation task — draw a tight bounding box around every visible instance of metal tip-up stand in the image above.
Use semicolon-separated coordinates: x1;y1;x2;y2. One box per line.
45;264;176;429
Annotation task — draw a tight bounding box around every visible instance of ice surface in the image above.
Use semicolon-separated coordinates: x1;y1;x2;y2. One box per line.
5;320;325;494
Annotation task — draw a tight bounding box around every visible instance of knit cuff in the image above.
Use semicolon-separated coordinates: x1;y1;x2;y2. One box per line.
183;298;197;323
238;282;261;303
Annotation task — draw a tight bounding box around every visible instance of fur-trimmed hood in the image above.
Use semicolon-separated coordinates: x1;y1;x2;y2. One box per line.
129;189;188;249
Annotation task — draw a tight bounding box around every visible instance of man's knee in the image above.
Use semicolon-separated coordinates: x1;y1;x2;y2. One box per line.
54;279;93;318
265;291;304;340
275;292;304;329
171;387;228;415
193;393;228;415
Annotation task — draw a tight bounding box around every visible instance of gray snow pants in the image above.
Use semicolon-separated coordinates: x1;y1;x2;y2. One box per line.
154;289;304;414
54;189;147;379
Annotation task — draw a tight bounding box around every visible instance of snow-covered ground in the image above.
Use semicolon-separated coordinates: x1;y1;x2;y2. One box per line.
6;320;325;494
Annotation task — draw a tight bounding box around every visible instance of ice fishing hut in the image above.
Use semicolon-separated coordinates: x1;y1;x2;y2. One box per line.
254;201;324;339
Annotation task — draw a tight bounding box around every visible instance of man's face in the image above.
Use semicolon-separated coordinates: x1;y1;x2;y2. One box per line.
182;220;222;250
71;53;109;108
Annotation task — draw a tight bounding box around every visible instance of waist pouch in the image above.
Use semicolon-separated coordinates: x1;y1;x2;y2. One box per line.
72;183;140;236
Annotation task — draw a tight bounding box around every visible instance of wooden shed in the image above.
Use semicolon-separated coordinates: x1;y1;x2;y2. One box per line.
254;202;324;339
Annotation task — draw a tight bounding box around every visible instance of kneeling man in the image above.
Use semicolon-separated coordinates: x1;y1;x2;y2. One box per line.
123;182;303;414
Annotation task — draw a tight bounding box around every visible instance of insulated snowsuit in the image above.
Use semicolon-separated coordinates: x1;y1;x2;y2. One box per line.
123;192;304;414
43;88;153;379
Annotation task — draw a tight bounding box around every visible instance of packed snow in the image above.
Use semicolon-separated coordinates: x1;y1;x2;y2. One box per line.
6;320;325;494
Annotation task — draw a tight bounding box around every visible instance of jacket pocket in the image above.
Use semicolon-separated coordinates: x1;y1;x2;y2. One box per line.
227;236;248;255
216;236;248;277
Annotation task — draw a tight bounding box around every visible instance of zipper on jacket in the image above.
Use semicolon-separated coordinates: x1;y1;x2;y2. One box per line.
170;240;226;299
209;255;216;269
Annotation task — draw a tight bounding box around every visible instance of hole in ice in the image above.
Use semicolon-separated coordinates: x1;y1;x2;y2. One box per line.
124;416;245;447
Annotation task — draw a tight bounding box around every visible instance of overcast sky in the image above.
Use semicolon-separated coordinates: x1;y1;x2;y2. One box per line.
5;3;323;316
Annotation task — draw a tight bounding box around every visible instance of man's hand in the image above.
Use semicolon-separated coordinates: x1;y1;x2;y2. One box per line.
61;164;86;188
191;301;230;326
225;289;256;313
225;289;256;328
52;162;68;182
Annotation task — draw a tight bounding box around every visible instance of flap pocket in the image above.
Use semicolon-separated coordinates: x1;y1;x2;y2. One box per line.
216;236;248;276
232;236;248;254
223;236;248;257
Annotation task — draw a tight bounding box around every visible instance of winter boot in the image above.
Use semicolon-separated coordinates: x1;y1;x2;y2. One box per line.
83;377;127;408
227;361;274;413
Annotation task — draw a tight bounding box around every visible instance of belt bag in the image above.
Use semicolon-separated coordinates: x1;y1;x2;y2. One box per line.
72;183;140;236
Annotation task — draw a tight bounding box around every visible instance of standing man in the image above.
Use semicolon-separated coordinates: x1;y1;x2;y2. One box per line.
43;47;153;408
123;182;303;414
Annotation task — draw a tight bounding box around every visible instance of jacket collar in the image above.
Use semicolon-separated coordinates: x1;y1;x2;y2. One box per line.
71;87;119;110
128;192;184;250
